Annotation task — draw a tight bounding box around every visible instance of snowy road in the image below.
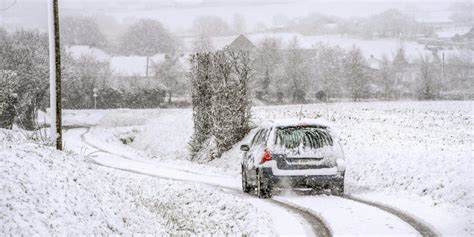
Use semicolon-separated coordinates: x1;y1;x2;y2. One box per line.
62;126;440;236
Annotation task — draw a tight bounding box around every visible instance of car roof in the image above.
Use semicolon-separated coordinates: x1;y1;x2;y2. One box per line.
259;118;332;129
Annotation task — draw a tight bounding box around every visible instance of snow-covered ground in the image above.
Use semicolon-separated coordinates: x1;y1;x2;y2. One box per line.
0;128;278;235
5;100;473;236
128;100;473;235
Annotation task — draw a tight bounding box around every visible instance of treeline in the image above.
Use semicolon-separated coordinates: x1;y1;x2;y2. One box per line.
283;9;434;39
0;29;166;130
251;37;473;103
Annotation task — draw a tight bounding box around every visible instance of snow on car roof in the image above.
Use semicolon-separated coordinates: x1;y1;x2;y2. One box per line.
259;118;332;128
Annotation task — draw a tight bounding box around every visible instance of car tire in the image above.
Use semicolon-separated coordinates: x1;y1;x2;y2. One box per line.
330;181;344;196
256;169;272;198
241;166;251;193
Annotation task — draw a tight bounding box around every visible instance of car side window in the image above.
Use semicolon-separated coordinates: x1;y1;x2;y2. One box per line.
252;128;269;147
251;129;263;147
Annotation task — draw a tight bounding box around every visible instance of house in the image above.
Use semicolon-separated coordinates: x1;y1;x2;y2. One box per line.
225;34;256;51
109;54;188;89
66;45;110;62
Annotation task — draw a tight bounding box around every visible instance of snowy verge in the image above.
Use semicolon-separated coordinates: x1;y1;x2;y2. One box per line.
125;101;473;235
1;128;275;236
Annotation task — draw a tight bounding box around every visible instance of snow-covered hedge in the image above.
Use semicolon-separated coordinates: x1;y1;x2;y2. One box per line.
189;51;252;161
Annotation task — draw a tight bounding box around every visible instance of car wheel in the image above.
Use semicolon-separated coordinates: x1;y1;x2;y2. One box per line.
330;181;344;196
256;169;272;198
241;165;251;193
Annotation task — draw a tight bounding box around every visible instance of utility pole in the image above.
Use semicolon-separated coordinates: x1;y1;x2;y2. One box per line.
48;0;62;150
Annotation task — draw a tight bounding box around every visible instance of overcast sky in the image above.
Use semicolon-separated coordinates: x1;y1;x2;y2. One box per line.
0;0;462;33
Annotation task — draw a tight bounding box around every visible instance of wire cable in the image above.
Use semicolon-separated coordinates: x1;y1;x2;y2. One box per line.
0;0;17;12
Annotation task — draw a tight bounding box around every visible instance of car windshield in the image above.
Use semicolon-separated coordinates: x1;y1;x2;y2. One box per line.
275;126;333;150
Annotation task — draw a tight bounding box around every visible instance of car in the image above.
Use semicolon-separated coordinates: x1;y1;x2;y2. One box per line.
240;118;346;198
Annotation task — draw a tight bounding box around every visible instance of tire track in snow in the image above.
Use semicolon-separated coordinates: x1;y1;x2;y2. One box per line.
343;195;439;237
75;126;439;237
78;127;213;177
75;127;331;237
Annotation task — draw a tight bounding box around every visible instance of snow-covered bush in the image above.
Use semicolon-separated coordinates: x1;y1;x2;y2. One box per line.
0;71;18;129
0;30;49;130
190;51;252;161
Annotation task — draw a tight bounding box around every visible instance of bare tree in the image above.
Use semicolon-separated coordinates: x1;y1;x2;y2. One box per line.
379;54;396;100
0;30;49;130
344;46;369;101
232;13;247;34
416;55;440;100
61;16;108;48
445;52;473;93
62;54;112;109
313;43;345;100
152;55;187;104
283;37;312;103
118;19;177;56
254;37;282;98
193;34;214;53
192;16;232;37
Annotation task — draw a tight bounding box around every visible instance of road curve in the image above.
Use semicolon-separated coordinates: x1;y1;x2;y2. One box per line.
343;196;439;237
74;126;440;237
75;127;332;237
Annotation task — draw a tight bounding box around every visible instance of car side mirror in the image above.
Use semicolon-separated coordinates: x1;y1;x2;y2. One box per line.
240;144;250;152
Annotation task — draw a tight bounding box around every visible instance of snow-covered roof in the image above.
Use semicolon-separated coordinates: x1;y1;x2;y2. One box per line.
67;45;111;62
110;54;190;77
110;54;166;77
182;32;313;52
367;55;382;70
436;26;472;39
259;118;332;128
227;34;256;51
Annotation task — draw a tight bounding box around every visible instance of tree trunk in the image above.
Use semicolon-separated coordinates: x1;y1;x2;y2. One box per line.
0;95;17;129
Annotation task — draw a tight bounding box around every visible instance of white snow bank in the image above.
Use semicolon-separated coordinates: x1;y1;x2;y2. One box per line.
38;109;156;128
0;128;275;235
0;129;164;235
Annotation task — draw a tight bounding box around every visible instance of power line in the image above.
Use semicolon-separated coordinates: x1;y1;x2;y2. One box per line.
0;0;17;12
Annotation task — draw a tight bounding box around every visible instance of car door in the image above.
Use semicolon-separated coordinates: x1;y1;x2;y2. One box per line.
246;128;270;184
243;129;262;169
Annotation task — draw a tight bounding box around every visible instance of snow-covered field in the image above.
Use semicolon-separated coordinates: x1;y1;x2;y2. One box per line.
4;100;473;236
129;100;473;235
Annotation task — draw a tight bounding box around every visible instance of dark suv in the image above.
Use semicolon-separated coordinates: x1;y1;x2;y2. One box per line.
240;119;346;198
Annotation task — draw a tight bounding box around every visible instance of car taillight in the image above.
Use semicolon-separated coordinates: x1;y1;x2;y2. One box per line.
260;149;272;164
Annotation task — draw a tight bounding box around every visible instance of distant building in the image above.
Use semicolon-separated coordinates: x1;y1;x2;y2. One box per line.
453;27;474;42
66;45;188;90
225;34;256;51
66;45;110;62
